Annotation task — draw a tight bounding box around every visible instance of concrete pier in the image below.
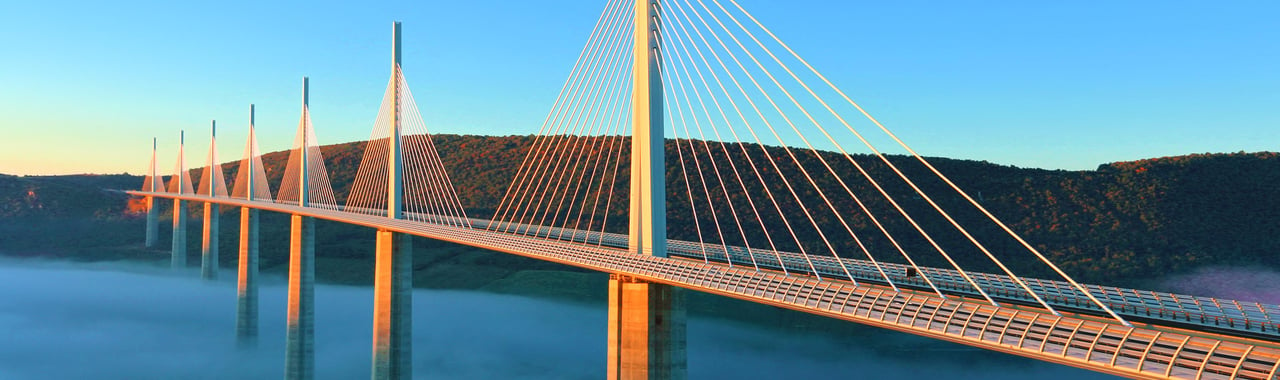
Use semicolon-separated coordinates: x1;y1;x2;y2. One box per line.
236;206;259;347
171;199;187;269
607;275;686;380
372;229;412;380
285;214;315;380
372;22;412;380
145;196;158;248
612;0;682;376
201;203;219;280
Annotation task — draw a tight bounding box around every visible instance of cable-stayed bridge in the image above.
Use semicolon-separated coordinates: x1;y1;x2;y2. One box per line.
128;1;1280;379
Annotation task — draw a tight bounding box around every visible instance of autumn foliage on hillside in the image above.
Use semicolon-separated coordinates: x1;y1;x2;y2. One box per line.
193;136;1279;282
5;137;1275;284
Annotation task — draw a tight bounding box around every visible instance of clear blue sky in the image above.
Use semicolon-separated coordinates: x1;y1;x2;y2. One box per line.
1;0;1276;175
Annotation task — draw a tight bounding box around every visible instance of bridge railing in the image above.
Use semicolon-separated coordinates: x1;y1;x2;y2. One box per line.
140;189;1280;340
130;190;1280;379
456;205;1280;340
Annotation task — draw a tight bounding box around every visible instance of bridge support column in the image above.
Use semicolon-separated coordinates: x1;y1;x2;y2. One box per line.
371;21;412;380
201;202;219;280
236;206;259;347
628;0;665;258
285;214;315;380
607;274;686;380
171;199;187;269
372;229;412;380
145;196;158;248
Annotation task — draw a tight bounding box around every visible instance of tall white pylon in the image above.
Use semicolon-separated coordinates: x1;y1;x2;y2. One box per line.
277;76;339;210
610;2;687;380
198;121;229;197
299;78;311;208
388;22;404;220
232;105;273;202
201;120;222;281
373;21;413;380
169;131;194;194
237;105;261;348
247;106;255;201
171;131;190;270
342;31;469;227
142;138;160;193
285;78;317;380
629;0;666;258
144;138;160;248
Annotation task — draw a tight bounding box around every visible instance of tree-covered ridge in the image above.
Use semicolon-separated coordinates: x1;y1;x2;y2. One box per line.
211;136;1279;282
0;173;137;219
4;137;1275;284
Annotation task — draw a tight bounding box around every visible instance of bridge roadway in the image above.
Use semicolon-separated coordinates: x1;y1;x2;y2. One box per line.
135;191;1280;379
476;217;1280;342
342;203;1280;342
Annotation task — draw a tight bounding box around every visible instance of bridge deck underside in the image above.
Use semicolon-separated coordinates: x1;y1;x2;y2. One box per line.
135;192;1280;379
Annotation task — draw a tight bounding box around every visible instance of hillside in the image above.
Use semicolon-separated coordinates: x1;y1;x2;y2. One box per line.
0;173;144;258
220;135;1277;282
3;136;1278;285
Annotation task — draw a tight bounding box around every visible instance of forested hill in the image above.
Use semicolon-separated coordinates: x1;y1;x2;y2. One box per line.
0;173;137;219
224;135;1279;282
4;135;1277;282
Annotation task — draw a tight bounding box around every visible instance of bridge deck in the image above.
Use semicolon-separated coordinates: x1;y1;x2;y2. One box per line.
133;192;1280;379
476;216;1280;342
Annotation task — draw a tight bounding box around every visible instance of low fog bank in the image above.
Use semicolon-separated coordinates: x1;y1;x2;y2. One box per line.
0;261;1114;379
1156;266;1280;304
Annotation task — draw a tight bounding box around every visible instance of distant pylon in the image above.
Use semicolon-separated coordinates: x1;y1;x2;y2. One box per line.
171;130;190;270
201;120;223;281
343;22;469;227
236;104;263;348
285;78;318;380
277;77;339;210
142;138;160;193
199;121;229;197
143;138;160;248
232;104;274;201
168;131;194;194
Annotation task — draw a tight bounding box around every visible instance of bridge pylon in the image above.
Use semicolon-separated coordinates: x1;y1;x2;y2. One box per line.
285;77;316;380
201;120;221;281
607;274;687;380
372;21;413;380
236;105;260;348
144;138;159;248
170;130;190;270
610;1;686;379
629;0;665;259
